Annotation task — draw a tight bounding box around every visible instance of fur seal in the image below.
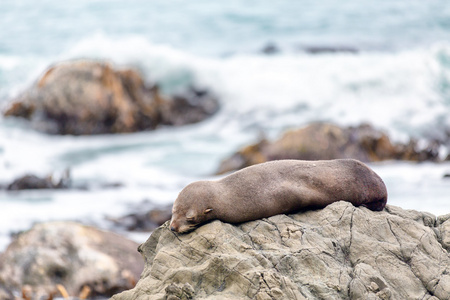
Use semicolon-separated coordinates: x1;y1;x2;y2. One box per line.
170;159;387;233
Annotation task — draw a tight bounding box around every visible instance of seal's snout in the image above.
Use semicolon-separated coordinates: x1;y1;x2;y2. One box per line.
169;219;178;232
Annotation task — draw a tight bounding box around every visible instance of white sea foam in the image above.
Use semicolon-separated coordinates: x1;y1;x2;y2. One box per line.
372;161;450;215
44;34;450;142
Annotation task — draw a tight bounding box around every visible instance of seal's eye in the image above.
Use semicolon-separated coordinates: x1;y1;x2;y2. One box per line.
186;217;196;224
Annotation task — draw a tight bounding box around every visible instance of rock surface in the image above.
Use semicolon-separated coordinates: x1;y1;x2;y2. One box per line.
3;60;219;135
112;201;450;300
0;221;144;299
217;123;441;174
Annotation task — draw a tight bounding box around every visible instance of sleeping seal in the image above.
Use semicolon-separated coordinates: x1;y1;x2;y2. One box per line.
170;159;387;233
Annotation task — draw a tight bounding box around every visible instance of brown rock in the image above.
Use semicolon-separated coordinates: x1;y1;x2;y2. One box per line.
5;60;160;134
215;139;269;175
6;171;70;190
4;60;219;135
7;174;55;190
111;201;450;300
217;123;441;174
0;221;144;299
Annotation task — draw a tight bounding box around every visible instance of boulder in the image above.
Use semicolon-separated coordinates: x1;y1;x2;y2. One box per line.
159;88;220;127
3;60;219;135
217;123;441;174
0;222;144;299
6;171;70;191
112;201;450;300
6;174;59;190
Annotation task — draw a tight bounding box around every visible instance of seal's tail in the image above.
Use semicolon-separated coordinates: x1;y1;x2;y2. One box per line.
361;197;387;211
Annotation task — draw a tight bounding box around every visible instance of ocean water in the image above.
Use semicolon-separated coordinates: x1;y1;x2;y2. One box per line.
1;0;450;251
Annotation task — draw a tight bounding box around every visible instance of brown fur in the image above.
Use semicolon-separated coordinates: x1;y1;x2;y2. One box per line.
170;159;387;233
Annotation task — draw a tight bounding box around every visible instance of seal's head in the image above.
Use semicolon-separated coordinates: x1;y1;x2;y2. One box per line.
170;181;215;233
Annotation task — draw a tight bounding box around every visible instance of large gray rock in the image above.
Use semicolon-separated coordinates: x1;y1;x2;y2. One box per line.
0;221;144;299
112;201;450;300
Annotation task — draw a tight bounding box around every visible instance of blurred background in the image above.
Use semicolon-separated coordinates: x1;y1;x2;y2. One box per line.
1;0;450;252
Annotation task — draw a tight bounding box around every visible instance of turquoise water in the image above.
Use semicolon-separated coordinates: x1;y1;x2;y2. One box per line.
2;0;450;57
1;0;450;250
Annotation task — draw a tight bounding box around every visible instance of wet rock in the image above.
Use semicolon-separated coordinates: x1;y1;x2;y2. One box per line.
0;221;144;299
100;182;125;189
159;87;220;126
3;60;219;135
110;205;172;232
217;123;442;174
301;45;359;54
146;207;173;228
7;174;56;190
111;201;450;300
6;171;70;190
261;42;280;55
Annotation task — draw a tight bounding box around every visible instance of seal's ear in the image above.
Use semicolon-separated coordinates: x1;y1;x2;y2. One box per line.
203;208;213;214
